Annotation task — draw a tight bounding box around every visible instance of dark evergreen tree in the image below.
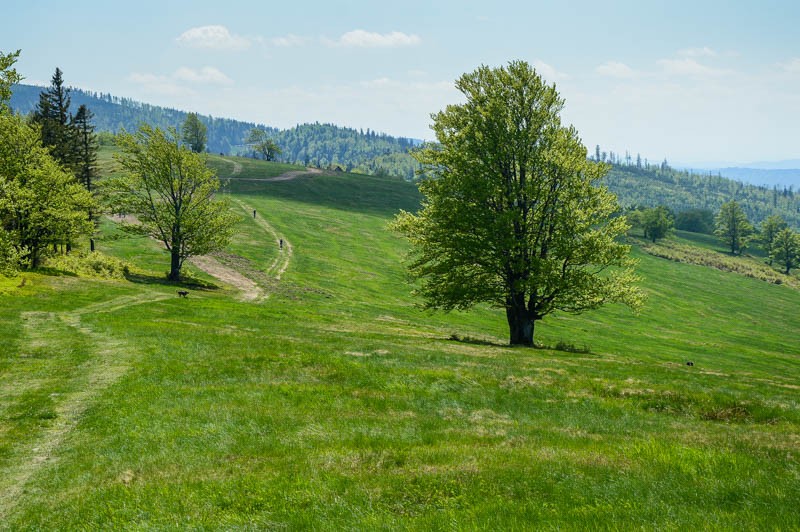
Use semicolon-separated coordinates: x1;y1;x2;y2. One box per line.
72;104;97;192
31;68;78;171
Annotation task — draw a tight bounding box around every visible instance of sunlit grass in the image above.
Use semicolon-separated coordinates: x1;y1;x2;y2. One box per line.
1;159;798;529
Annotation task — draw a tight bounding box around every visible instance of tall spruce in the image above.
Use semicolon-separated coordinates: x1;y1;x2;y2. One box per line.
32;67;78;171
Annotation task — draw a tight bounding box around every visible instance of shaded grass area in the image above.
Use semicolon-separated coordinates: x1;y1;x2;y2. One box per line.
1;159;798;528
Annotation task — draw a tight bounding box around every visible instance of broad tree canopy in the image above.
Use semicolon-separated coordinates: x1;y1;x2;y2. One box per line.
107;125;238;281
393;61;642;346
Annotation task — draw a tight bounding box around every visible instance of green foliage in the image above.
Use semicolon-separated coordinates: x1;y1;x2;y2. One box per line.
0;49;21;112
246;128;282;161
604;162;800;230
394;61;642;345
674;208;714;234
759;214;788;264
45;250;131;279
630;205;674;242
72;104;98;193
0;112;95;268
182;112;207;153
714;200;754;255
770;228;800;275
104;125;238;281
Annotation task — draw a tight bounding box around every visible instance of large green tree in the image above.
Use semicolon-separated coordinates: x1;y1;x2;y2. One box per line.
771;228;800;275
714;200;754;255
393;61;642;346
106;125;238;281
182;112;208;153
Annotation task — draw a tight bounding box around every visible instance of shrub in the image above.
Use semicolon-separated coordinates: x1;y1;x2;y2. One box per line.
45;251;131;279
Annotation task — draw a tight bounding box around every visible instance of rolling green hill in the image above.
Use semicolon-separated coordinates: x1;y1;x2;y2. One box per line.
0;156;798;528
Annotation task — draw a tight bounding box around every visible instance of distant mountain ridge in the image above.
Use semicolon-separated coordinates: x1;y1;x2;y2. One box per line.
9;84;418;176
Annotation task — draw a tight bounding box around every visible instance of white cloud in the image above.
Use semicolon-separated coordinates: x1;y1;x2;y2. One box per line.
678;46;717;58
657;57;729;77
595;61;637;78
532;59;568;81
270;34;309;47
176;25;250;51
326;30;421;48
173;66;233;85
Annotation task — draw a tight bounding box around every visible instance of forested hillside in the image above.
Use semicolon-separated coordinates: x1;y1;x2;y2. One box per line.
9;84;274;154
605;161;800;228
9;84;418;174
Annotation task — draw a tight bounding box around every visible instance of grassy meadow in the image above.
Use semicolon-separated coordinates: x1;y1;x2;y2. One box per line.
0;153;798;529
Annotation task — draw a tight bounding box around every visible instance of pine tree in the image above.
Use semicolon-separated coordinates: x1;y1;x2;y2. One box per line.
32;68;79;171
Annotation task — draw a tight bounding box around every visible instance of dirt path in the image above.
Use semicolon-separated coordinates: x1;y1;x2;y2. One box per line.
189;255;262;301
220;157;324;182
232;198;292;281
0;291;171;520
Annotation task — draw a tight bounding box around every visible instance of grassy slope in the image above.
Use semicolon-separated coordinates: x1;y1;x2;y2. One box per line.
0;155;798;529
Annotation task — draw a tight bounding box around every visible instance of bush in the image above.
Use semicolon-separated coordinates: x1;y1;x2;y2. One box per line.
45;251;131;279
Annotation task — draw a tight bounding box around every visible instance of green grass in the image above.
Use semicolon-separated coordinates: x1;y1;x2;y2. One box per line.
0;159;798;529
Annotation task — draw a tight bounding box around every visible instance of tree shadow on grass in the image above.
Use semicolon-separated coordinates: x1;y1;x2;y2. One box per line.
124;271;220;292
448;332;592;354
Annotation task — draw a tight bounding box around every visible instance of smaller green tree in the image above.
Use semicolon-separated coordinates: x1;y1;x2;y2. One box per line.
771;228;800;275
759;214;788;265
640;206;674;242
182;112;207;153
106;125;238;281
714;200;754;255
246;128;282;161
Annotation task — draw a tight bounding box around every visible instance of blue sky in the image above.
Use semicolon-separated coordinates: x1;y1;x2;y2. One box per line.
3;0;799;165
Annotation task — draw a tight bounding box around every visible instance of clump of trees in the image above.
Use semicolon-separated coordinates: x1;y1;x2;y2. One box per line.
0;51;95;272
393;61;643;346
246;128;282;161
182;112;207;153
629;206;674;242
105;125;238;281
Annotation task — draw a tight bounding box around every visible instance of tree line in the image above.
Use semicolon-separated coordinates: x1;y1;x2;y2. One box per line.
628;201;800;275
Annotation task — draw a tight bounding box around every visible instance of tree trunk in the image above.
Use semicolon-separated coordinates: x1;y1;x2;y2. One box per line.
168;247;182;282
506;294;536;346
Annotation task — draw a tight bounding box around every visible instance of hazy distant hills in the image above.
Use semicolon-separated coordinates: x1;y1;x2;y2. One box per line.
714;167;800;189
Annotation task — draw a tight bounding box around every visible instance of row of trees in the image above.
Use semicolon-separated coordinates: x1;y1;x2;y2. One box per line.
628;200;800;275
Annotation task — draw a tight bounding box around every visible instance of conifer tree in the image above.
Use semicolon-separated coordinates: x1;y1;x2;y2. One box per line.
72;104;98;192
32;67;79;171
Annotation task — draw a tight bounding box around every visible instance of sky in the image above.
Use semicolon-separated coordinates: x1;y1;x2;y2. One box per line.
2;0;799;166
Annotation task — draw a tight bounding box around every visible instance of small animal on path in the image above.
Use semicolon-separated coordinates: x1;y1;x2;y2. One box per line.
177;290;189;298
686;361;694;366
